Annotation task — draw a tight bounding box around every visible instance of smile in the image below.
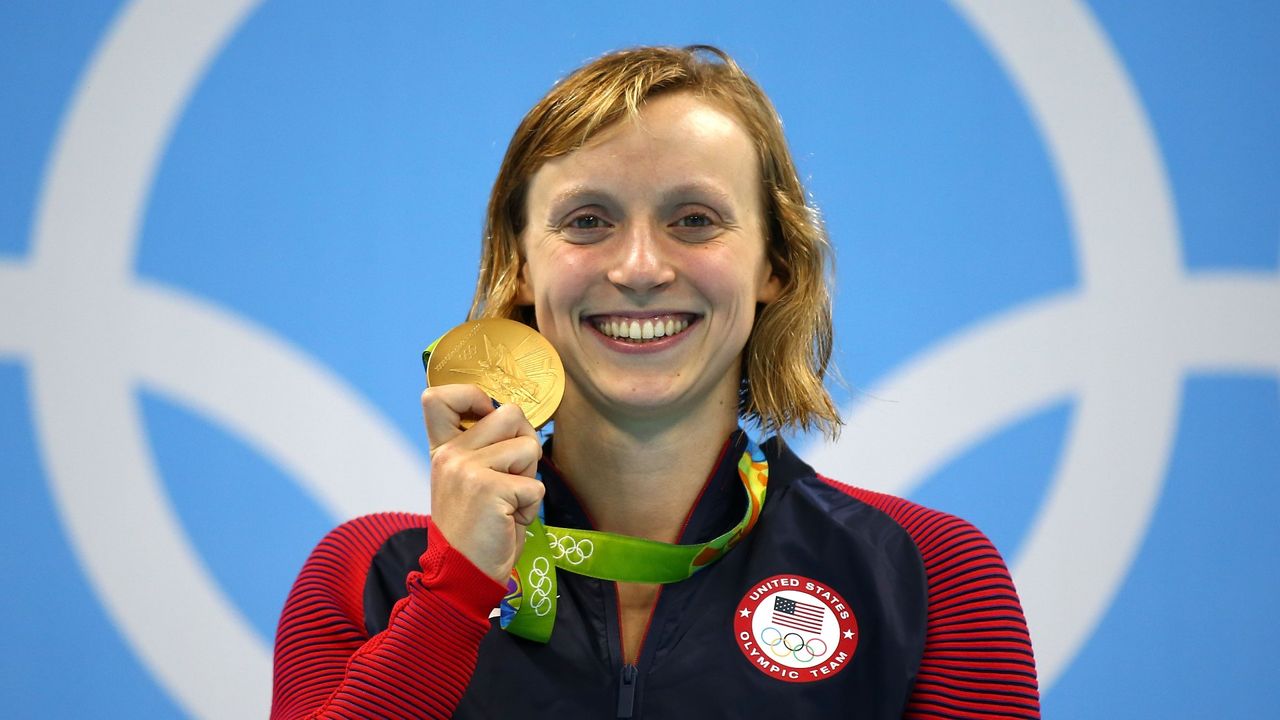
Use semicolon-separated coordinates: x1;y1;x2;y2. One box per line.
589;314;696;343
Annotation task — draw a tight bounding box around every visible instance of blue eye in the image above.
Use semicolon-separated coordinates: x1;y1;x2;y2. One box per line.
569;214;604;229
676;213;713;227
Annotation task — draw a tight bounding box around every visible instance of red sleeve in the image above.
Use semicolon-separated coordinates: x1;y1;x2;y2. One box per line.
820;478;1041;720
270;512;507;720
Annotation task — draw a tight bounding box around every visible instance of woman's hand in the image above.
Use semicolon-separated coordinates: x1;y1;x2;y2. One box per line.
422;384;545;584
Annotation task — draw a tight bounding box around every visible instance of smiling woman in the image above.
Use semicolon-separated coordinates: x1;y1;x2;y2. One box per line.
271;46;1040;719
516;91;781;435
479;47;839;441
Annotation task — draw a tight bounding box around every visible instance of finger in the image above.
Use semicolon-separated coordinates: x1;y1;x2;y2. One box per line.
498;472;545;525
429;435;543;512
421;384;499;450
430;442;544;520
469;434;543;478
512;499;542;527
448;401;539;455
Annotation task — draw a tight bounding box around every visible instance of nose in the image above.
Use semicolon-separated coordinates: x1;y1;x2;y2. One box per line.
607;221;676;294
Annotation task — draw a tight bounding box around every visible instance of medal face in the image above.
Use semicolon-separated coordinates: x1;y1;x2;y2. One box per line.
426;318;564;428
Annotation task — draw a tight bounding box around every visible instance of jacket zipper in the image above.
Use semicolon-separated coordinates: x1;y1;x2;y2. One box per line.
611;580;666;719
616;663;638;718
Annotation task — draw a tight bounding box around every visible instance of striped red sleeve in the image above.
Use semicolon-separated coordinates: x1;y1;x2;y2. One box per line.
270;512;507;720
820;478;1041;719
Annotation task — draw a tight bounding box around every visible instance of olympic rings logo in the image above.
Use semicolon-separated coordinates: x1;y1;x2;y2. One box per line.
760;627;828;664
546;532;594;566
526;556;554;617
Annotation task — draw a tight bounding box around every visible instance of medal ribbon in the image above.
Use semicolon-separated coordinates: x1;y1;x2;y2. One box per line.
500;438;769;643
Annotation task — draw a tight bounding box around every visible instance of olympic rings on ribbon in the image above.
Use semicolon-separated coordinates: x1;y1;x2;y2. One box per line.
546;531;594;566
758;627;828;663
527;556;553;616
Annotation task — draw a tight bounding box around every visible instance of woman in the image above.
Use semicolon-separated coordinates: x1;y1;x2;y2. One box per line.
271;46;1039;719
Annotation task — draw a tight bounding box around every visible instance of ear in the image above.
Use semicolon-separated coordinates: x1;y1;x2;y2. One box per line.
757;266;782;304
515;260;535;305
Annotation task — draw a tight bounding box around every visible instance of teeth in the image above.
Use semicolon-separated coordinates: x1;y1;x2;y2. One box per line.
592;315;694;343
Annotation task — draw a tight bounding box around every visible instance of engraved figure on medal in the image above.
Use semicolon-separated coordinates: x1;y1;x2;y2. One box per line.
426;318;565;428
450;333;547;406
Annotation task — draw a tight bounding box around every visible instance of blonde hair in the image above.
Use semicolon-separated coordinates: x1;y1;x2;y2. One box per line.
470;45;840;438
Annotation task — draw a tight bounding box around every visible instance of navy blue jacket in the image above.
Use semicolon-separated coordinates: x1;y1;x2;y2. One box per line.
356;433;1036;718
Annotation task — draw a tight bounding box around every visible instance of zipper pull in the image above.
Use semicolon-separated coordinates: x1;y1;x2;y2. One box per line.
616;664;638;718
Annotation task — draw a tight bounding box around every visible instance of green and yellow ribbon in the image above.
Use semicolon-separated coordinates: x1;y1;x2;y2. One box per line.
500;440;769;642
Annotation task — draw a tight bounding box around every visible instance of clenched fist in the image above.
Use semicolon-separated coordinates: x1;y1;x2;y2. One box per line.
422;384;545;583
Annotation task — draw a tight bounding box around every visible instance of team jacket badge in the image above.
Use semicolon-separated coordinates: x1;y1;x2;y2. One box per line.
734;574;859;683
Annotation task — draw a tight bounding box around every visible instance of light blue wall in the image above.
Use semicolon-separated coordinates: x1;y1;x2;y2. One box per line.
2;1;1276;716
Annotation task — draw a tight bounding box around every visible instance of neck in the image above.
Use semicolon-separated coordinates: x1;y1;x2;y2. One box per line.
549;392;739;543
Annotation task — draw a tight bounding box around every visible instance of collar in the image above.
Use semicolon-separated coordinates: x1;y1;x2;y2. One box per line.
537;430;808;545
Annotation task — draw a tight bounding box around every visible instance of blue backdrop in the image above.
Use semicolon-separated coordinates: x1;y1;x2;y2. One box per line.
2;1;1277;717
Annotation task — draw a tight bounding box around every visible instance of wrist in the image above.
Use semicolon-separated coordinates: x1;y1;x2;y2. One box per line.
420;517;508;622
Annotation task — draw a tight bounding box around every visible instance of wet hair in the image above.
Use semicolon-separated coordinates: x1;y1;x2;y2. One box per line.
470;45;840;438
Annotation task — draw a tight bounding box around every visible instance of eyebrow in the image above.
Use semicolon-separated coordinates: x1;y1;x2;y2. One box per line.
658;181;736;209
547;181;737;214
547;186;613;212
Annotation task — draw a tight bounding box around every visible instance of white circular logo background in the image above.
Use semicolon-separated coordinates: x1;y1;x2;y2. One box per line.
0;1;1276;718
735;574;859;683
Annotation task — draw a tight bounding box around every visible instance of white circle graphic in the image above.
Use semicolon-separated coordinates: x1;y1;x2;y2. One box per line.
0;1;427;717
751;591;839;668
806;0;1280;690
734;575;859;683
0;0;1275;717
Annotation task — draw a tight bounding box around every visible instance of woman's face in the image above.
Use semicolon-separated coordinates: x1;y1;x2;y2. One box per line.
517;91;780;425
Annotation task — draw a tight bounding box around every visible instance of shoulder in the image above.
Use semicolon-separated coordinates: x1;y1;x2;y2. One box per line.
814;478;1040;716
765;437;980;560
306;512;429;567
286;512;430;618
814;476;1025;615
764;437;1003;565
817;478;999;565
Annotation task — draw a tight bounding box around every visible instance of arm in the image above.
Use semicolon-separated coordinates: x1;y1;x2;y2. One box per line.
823;479;1041;719
270;513;506;720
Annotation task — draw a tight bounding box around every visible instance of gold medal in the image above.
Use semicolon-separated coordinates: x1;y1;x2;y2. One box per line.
423;318;564;429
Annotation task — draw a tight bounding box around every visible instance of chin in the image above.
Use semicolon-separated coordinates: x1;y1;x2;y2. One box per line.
603;381;731;419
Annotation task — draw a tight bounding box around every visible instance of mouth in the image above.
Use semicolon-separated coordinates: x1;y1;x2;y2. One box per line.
587;313;698;344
